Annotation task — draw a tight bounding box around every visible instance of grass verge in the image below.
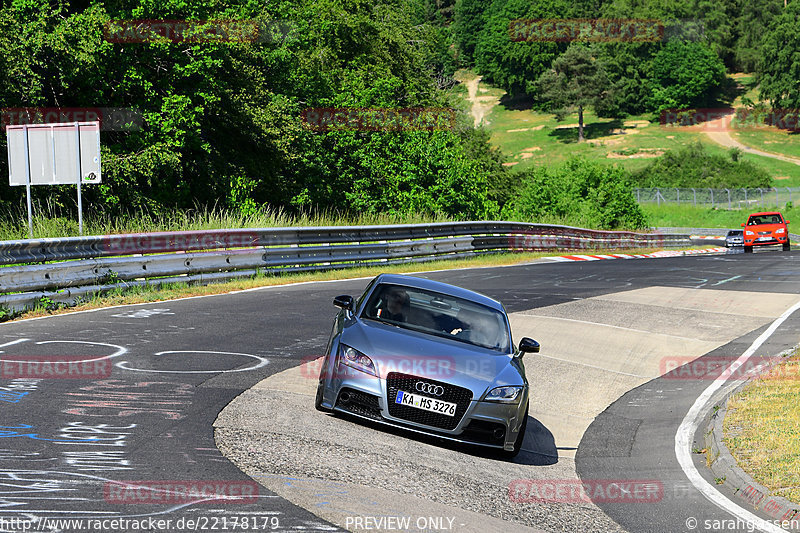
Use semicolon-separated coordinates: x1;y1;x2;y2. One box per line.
642;204;800;229
2;246;687;323
724;349;800;504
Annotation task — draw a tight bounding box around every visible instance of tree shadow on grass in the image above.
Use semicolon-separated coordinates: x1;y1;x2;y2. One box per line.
499;93;537;111
547;119;625;143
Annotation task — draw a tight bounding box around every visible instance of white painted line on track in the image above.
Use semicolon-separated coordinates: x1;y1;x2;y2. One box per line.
675;298;800;533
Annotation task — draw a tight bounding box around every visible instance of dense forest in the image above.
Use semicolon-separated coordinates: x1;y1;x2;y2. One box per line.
0;0;797;229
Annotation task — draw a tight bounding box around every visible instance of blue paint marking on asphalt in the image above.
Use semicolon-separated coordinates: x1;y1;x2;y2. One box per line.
0;425;100;442
0;391;28;403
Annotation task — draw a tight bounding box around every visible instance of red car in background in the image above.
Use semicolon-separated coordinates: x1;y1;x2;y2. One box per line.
741;211;791;253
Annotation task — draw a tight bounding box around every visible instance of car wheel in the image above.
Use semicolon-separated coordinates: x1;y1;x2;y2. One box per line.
744;246;753;253
501;404;529;460
784;242;791;252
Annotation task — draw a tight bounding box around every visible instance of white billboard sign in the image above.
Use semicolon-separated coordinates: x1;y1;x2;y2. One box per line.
6;121;101;236
7;122;100;186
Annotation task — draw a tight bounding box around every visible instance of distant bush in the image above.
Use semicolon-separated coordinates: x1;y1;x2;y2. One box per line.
501;157;649;230
631;143;772;188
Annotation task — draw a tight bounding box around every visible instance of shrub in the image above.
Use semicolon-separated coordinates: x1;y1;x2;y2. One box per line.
502;157;649;229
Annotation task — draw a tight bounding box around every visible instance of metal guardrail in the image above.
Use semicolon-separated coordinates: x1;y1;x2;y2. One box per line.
635;187;800;209
0;222;692;313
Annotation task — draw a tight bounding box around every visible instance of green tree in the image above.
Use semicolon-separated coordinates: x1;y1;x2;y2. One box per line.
758;0;800;109
473;0;566;97
536;45;609;141
648;40;726;112
453;0;491;65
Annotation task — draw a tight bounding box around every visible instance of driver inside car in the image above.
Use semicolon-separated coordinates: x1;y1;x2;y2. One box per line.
376;287;409;322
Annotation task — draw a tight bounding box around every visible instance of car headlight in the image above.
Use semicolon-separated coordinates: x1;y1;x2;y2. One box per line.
338;345;377;376
485;385;524;403
776;228;786;234
745;231;754;236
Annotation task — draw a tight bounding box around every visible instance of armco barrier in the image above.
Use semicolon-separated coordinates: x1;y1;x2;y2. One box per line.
0;222;692;313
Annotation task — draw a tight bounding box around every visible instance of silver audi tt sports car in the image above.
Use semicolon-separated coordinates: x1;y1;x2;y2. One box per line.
315;273;540;458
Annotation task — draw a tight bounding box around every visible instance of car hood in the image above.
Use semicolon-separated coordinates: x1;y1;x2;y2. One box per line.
341;318;525;396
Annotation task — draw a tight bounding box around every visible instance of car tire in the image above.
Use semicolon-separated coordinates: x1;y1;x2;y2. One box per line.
501;404;529;460
314;380;330;412
784;242;791;252
744;246;753;253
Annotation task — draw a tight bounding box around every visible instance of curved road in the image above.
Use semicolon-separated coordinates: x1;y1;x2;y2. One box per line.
0;249;797;532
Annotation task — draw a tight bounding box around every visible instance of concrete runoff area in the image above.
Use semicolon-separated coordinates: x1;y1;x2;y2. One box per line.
215;286;796;533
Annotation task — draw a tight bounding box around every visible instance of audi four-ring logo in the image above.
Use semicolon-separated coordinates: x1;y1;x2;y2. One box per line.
415;381;444;396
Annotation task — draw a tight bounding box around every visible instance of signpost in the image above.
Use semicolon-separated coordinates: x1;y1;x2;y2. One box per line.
6;121;101;237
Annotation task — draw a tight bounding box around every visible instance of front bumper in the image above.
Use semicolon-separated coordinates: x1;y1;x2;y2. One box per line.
322;366;526;451
744;235;788;247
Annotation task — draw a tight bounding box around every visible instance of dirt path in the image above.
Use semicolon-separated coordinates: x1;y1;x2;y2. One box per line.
463;75;500;127
704;112;800;166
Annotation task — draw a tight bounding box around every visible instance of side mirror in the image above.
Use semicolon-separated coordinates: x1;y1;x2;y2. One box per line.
740;223;746;227
786;220;791;224
333;295;354;311
518;337;540;354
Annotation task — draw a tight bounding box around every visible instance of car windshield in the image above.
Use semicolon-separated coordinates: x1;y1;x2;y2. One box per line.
747;214;783;225
361;283;511;352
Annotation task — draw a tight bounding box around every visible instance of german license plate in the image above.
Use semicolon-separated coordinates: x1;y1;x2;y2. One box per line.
395;390;456;416
757;237;773;241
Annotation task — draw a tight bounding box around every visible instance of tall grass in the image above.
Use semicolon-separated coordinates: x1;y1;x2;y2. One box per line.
0;201;455;241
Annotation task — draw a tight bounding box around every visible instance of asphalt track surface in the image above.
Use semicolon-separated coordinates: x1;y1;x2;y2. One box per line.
0;247;798;532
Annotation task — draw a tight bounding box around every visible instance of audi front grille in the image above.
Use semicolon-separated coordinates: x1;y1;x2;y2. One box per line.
386;372;472;430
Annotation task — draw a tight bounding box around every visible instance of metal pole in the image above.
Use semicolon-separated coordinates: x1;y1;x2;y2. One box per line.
676;188;680;204
775;187;779;207
75;123;83;236
692;188;696;207
744;189;748;206
23;125;32;238
760;188;764;208
726;188;731;209
788;187;792;206
656;188;660;207
710;188;714;208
